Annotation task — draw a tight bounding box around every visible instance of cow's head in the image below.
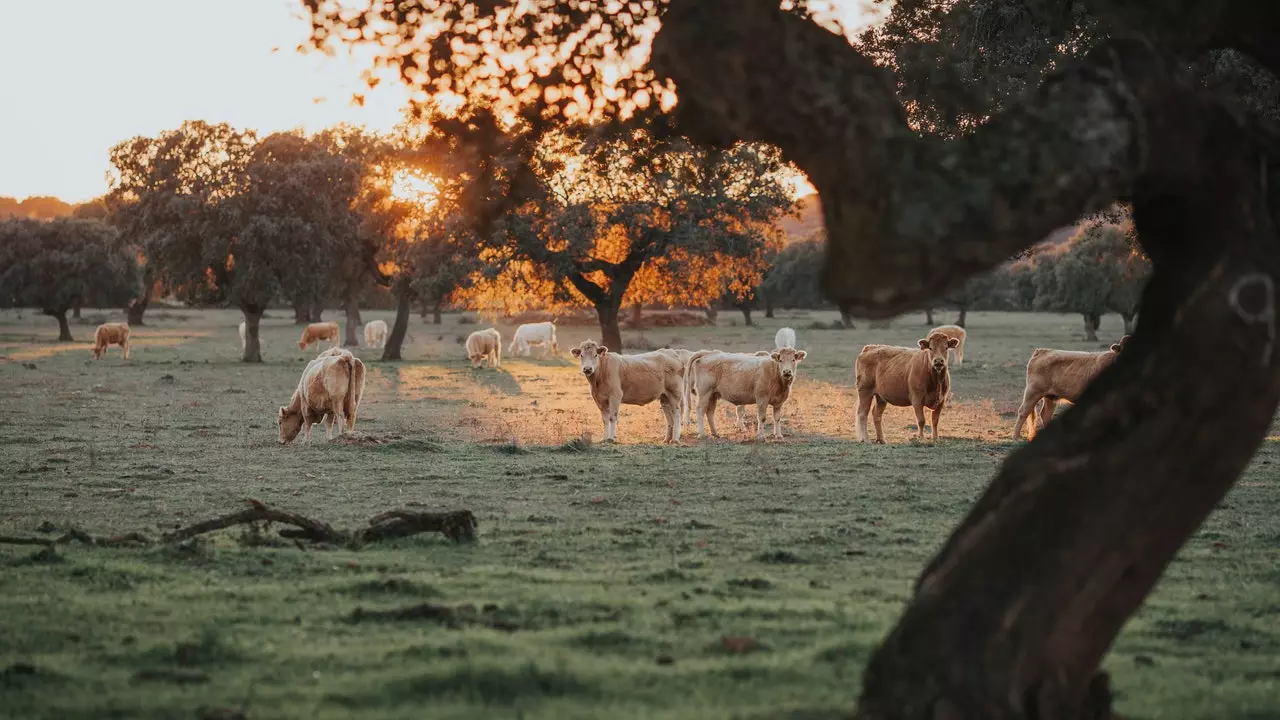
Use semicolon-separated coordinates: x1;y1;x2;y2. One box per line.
92;345;104;360
277;406;304;444
769;347;807;381
1110;335;1130;354
468;350;485;368
918;332;959;374
570;340;607;377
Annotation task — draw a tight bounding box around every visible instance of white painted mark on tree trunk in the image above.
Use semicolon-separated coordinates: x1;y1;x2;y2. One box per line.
1228;273;1276;366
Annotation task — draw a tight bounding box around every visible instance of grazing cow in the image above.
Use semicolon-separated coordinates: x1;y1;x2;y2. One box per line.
92;323;131;360
774;327;797;350
1012;336;1128;440
364;320;388;349
853;331;959;443
277;347;366;444
687;347;807;441
571;340;684;443
238;321;246;350
465;328;502;368
297;322;340;351
508;321;558;358
931;324;967;367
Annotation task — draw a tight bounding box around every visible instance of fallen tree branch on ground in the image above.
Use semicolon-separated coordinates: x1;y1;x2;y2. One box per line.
0;500;478;552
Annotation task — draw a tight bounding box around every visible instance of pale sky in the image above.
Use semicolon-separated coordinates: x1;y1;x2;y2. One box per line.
0;0;882;203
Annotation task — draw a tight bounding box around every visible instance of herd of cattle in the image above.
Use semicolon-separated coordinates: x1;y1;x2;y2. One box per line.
83;316;1127;446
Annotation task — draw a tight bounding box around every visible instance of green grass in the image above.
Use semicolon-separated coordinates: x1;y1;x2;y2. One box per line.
1;307;1277;719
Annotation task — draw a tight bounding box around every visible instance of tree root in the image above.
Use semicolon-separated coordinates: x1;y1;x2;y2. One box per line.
0;500;478;552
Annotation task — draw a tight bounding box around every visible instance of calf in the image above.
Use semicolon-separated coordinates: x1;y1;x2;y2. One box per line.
92;323;131;360
297;322;340;351
278;347;367;444
853;330;959;443
364;320;388;349
465;328;502;368
687;347;806;441
931;324;967;367
1012;336;1128;440
509;321;558;358
774;327;796;350
571;340;684;443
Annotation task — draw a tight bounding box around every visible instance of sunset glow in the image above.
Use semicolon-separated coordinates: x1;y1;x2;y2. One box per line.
1;0;882;203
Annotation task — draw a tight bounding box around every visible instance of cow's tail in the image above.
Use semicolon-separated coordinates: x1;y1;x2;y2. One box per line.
342;356;367;431
685;351;713;423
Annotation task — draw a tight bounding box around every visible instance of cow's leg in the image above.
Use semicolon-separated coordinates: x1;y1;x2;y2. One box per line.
872;396;888;444
931;404;944;441
606;398;621;442
1012;385;1043;441
659;396;676;444
323;414;335;440
696;393;712;439
667;388;683;442
303;420;312;444
122;339;131;360
912;401;928;440
856;388;875;442
706;395;722;438
771;403;785;439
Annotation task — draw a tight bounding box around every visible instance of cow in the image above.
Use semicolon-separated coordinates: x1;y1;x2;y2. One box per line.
364;320;388;349
297;322;340;352
1012;336;1128;440
686;347;807;441
92;323;131;360
853;330;959;443
238;321;246;350
277;347;366;444
508;321;558;358
570;340;684;444
931;324;967;367
465;328;502;368
775;327;796;350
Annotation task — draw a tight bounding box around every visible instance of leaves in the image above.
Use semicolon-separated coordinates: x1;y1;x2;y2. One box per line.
0;218;138;314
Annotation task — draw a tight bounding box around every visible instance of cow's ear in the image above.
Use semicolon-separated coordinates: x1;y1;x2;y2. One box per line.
947;338;960;348
794;350;807;361
277;407;286;422
1110;343;1122;353
917;339;930;350
770;351;781;362
598;346;609;355
570;347;581;357
1118;335;1130;348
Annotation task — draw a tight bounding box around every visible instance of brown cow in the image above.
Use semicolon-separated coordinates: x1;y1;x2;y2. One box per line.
853;331;959;443
297;322;340;351
92;323;131;360
1012;336;1128;440
931;324;967;367
278;347;367;444
686;347;806;441
571;340;685;444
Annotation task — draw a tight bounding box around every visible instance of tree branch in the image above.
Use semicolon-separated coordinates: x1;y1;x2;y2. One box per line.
652;0;1174;318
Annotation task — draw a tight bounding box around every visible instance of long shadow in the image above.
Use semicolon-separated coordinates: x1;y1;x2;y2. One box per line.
471;367;523;395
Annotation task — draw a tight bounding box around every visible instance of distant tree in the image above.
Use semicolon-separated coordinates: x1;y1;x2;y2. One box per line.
0;218;138;341
1028;223;1150;341
760;233;827;310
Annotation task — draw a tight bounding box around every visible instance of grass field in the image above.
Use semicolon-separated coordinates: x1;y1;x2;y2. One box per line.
1;307;1277;720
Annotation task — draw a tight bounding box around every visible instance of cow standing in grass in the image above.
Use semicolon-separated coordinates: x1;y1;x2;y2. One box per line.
465;328;502;368
1012;336;1128;440
297;322;340;352
686;347;806;441
931;324;967;367
277;347;366;444
853;331;959;443
571;340;684;444
509;321;558;358
92;323;131;360
364;320;388;349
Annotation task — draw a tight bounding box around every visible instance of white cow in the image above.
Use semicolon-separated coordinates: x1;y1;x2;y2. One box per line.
364;320;388;349
775;327;796;350
508;321;559;358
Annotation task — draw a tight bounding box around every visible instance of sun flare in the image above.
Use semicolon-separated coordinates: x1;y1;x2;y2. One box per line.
391;171;439;207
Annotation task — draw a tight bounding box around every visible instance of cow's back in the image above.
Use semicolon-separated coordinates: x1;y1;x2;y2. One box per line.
855;345;920;405
698;353;772;405
613;351;680;405
1027;349;1113;400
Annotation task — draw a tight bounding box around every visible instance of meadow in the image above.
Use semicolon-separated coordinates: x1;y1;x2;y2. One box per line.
1;308;1277;720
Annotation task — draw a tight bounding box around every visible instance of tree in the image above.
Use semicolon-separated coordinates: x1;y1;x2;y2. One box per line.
306;0;1280;717
467;125;793;349
0;218;138;341
760;233;827;310
1030;223;1152;340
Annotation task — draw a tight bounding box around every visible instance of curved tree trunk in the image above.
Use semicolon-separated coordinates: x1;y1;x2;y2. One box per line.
596;301;623;351
343;295;362;347
651;5;1280;717
1082;314;1099;342
956;307;968;328
49;309;73;342
240;307;263;363
72;306;81;321
382;280;413;361
925;308;935;326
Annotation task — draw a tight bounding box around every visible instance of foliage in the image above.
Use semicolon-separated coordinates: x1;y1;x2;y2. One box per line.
761;232;827;309
0;217;138;323
1024;222;1151;321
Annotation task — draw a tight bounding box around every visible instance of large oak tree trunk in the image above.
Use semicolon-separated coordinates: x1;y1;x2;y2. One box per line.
49;309;73;342
1083;313;1099;342
382;280;413;361
127;268;152;326
432;300;443;325
293;302;309;325
838;303;855;329
72;306;81;320
310;301;324;324
764;295;774;319
343;295;362;348
955;308;967;328
651;3;1280;717
596;302;623;351
240;307;263;363
925;308;935;326
631;303;643;329
739;304;753;325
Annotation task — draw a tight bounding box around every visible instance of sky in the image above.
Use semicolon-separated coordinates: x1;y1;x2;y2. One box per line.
0;0;882;203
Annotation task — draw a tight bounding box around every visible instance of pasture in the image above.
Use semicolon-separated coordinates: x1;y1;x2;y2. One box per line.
1;308;1277;720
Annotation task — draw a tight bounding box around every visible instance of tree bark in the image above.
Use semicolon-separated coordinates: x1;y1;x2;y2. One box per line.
432;300;443;325
293;302;309;325
310;300;324;324
382;279;413;361
1121;311;1136;335
596;301;623;352
651;4;1280;717
925;308;935;326
49;309;73;342
1083;313;1099;342
956;308;968;328
343;295;362;348
72;306;81;320
740;305;753;325
704;305;718;325
631;303;643;329
127;268;152;326
764;295;774;319
240;307;263;363
838;304;855;329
